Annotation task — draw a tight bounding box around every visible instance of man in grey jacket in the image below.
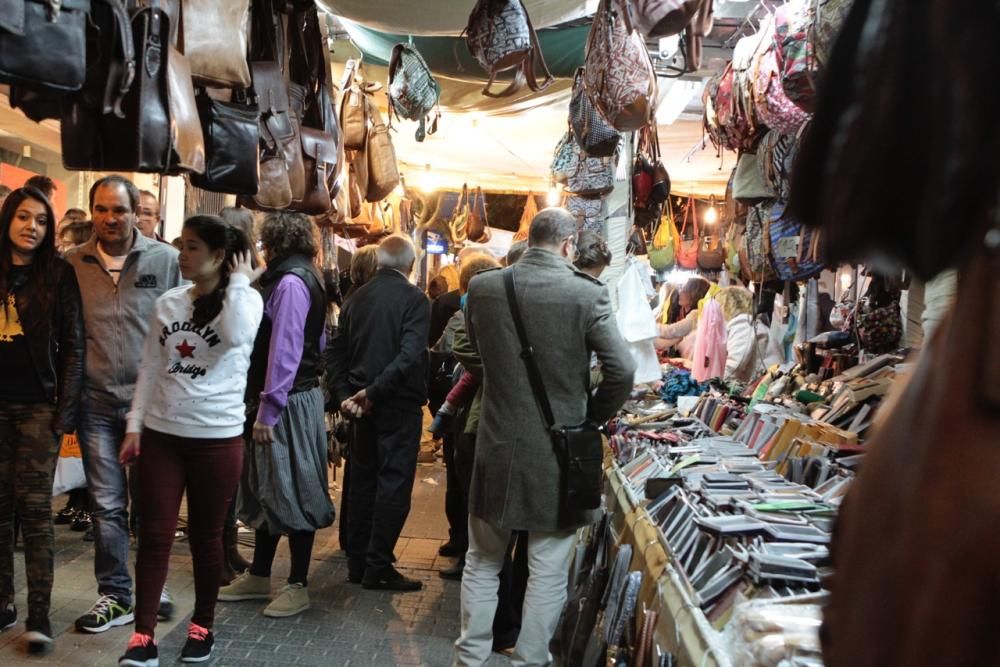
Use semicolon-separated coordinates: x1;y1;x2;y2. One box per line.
63;175;182;634
454;208;636;666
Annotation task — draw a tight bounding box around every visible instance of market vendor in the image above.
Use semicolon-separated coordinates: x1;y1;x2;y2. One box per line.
654;276;713;359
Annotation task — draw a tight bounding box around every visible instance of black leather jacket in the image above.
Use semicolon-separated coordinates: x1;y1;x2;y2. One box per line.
8;258;86;435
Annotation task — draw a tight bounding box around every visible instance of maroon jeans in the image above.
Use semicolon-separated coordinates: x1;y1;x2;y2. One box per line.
134;428;243;636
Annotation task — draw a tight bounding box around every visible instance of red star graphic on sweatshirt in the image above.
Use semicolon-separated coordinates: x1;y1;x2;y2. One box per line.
176;339;196;358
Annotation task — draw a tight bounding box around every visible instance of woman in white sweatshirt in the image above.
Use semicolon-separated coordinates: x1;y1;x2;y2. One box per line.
116;215;263;667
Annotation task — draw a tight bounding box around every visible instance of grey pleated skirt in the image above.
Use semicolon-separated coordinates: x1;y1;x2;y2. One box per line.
238;387;335;534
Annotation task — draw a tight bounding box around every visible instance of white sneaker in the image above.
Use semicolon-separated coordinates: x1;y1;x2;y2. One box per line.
157;586;174;621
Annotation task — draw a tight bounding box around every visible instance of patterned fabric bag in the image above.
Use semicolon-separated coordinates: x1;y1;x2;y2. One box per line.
550;131;576;185
388;43;441;142
465;0;553;98
565;143;616;198
584;0;657;132
753;46;811;134
766;200;824;281
741;202;776;281
774;0;816;112
810;0;854;71
566;195;606;234
569;68;620;158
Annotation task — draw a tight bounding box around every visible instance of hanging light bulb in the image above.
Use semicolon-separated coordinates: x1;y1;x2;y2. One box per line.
419;164;436;193
546;185;561;207
703;196;719;225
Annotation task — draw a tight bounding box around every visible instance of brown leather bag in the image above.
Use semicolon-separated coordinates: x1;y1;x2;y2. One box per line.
165;44;205;174
238;61;296;210
339;60;375;151
364;98;400;202
176;0;251;89
467;185;491;243
512;192;538;242
298;127;338;215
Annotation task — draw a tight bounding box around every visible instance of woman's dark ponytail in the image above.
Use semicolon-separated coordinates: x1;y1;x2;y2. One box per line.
185;215;251;327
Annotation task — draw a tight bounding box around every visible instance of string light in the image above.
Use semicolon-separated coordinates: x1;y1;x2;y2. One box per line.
703;196;719;225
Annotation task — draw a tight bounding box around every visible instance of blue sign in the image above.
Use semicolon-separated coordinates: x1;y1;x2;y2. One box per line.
426;231;448;255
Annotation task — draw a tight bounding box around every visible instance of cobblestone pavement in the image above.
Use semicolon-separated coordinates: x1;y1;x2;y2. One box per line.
0;459;508;666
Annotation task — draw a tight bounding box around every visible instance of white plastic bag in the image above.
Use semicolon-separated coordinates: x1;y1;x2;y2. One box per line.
53;434;86;496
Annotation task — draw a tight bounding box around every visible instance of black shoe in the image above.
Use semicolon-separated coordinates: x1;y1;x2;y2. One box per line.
75;595;134;633
347;559;365;584
71;511;92;532
0;603;16;632
438;559;465;581
362;566;423;592
25;613;53;654
438;542;465;558
180;623;214;663
118;632;158;667
54;504;77;525
83;526;94;542
157;587;174;621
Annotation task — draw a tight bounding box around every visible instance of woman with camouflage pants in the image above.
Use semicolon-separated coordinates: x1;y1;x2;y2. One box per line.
0;186;85;654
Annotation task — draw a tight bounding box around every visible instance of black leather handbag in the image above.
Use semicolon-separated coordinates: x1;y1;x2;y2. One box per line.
190;91;260;195
503;268;605;511
0;0;90;93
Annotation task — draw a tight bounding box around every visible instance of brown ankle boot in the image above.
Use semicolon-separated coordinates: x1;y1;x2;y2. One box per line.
224;524;251;574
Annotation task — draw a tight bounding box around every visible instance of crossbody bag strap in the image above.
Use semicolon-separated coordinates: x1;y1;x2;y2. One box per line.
503;268;556;429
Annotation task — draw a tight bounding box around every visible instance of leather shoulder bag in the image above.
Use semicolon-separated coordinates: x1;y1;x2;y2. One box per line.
190;90;260;195
503;267;604;512
176;0;251;89
0;0;90;93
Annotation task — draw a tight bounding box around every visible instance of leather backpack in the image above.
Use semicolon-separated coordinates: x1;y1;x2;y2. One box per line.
569;68;620;158
0;0;90;94
631;0;701;38
465;0;553;98
364;97;400;202
388;42;441;142
175;0;251;89
584;0;657;132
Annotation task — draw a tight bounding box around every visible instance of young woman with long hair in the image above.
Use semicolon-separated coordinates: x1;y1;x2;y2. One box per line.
0;187;85;653
116;216;263;666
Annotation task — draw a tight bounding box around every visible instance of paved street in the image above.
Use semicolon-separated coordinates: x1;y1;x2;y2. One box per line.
0;459;506;666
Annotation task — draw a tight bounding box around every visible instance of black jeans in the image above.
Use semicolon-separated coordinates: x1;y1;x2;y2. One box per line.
442;431;468;551
347;405;422;574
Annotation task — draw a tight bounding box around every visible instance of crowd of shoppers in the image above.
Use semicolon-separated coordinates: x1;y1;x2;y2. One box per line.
0;171;640;667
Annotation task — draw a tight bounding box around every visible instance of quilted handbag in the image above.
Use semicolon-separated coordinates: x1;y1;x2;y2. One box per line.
676;197;699;269
753;46;811;134
388;42;441;142
584;0;657;132
550;131;576;185
565;144;615;198
766;200;824;281
0;0;89;93
774;0;817;112
465;0;553;98
569;68;621;158
566;195;605;235
648;203;679;271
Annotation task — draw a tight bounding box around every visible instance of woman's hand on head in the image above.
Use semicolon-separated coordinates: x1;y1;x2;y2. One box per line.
231;249;265;283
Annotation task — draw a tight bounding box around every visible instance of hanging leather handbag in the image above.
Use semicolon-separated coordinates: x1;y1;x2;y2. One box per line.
467;185;491;243
190;91;260;195
0;0;90;93
237;61;296;209
175;0;251;89
698;216;725;270
569;68;620;158
364;97;401;202
504;268;604;512
165;44;205;175
297;127;339;215
676;197;699;269
513;192;537;242
339;59;370;151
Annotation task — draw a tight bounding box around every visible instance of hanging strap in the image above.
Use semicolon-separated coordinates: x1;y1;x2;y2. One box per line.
503;268;556;430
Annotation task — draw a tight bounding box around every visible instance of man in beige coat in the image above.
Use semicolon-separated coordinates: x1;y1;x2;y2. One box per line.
454;208;636;666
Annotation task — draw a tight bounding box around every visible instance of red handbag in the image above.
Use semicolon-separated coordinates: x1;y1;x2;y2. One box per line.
676;196;699;269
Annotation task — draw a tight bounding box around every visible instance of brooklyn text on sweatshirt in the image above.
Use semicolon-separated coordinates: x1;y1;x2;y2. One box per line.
127;274;264;439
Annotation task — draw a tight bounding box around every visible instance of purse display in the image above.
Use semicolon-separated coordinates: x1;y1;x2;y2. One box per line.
190;91;260;195
238;61;296;210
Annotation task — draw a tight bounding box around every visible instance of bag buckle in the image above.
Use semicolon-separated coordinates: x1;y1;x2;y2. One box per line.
46;0;62;21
